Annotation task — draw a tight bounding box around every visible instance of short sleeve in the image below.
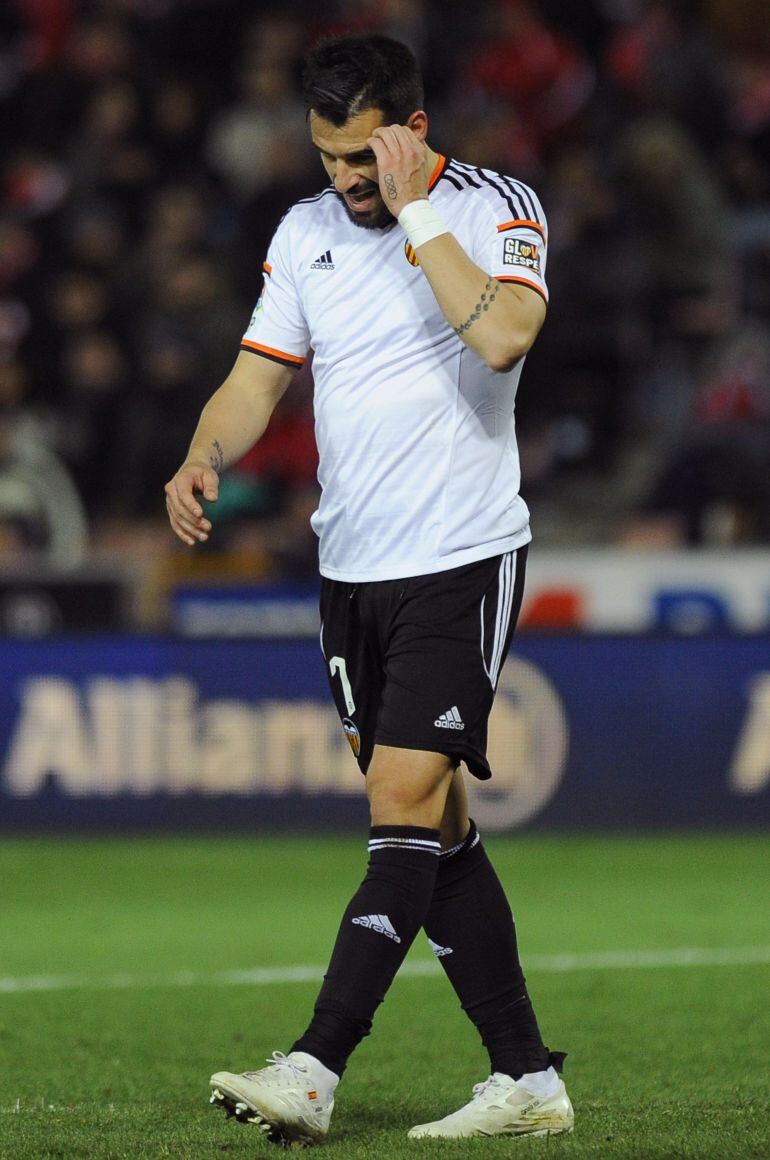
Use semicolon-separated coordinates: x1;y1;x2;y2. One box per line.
241;215;311;368
471;178;549;306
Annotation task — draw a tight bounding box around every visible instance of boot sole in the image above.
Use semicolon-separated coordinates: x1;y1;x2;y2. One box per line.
209;1086;322;1148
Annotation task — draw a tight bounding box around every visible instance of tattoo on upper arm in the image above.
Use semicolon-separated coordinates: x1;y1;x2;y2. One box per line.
454;276;499;337
384;173;398;200
209;440;224;473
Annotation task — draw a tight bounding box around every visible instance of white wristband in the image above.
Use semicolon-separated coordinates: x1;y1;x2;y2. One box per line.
397;199;450;250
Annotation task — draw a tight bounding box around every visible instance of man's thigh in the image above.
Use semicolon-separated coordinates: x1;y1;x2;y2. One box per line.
366;745;456;829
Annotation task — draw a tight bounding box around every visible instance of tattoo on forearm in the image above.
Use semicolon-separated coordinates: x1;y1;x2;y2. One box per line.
454;276;499;336
209;439;224;473
384;173;398;200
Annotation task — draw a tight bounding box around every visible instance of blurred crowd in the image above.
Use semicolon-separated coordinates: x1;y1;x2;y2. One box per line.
1;0;770;580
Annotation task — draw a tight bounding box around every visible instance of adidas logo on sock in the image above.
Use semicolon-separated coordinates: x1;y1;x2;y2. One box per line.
434;705;464;730
310;249;334;269
428;938;454;957
351;914;401;943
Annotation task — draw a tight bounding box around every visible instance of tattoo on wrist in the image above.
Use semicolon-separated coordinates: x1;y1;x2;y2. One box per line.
384;173;398;200
209;440;224;473
454;276;499;337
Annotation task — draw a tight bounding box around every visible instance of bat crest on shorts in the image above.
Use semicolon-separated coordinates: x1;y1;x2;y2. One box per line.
342;717;361;757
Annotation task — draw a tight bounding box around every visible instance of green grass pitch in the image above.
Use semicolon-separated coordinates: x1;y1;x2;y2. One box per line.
0;833;768;1159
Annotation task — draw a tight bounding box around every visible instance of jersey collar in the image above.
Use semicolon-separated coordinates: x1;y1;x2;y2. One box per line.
428;154;449;192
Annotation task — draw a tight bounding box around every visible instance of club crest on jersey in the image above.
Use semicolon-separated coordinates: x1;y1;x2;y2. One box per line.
503;237;541;273
404;240;420;267
342;717;361;757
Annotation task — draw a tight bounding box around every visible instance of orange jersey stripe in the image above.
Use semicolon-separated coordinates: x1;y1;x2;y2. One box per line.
428;154;447;191
496;275;548;304
262;261;273;275
496;219;546;241
241;339;305;365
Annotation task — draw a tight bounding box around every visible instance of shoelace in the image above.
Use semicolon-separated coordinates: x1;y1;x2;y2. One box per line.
244;1050;308;1081
471;1075;503;1101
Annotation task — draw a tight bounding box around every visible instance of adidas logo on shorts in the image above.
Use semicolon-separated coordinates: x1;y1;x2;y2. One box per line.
352;914;401;943
434;705;465;730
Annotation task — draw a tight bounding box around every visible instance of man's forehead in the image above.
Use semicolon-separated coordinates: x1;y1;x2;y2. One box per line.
309;107;385;153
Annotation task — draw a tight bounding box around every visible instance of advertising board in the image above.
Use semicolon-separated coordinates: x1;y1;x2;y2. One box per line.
1;636;767;831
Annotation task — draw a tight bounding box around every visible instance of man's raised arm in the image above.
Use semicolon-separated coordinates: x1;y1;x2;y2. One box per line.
164;351;295;546
368;124;546;373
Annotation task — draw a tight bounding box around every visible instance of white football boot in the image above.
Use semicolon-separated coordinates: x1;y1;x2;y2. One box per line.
408;1067;574;1139
210;1050;337;1147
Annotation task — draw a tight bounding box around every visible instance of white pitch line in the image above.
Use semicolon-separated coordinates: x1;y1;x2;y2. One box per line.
0;947;768;996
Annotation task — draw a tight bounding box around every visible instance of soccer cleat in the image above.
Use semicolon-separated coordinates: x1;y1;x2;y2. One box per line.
407;1070;574;1139
209;1051;335;1147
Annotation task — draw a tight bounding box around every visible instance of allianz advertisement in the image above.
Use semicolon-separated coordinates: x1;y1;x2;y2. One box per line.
0;637;768;830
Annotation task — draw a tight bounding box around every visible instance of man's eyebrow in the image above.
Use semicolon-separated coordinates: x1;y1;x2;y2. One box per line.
312;143;376;161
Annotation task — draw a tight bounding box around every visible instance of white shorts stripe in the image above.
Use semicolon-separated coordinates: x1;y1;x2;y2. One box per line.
492;552;516;687
488;551;515;689
485;555;507;688
480;594;491;682
496;554;511;672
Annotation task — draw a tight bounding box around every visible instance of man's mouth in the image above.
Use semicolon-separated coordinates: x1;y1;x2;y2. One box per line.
344;186;378;212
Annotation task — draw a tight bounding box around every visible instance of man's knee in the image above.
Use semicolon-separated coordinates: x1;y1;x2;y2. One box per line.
367;745;455;829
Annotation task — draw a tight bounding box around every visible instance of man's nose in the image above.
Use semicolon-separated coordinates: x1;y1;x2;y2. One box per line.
334;161;359;193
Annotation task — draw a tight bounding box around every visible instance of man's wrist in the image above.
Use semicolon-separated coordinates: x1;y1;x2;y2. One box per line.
184;450;222;475
397;199;450;250
183;454;213;471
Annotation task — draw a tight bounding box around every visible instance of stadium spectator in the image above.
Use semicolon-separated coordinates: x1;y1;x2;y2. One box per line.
622;321;770;545
57;329;129;515
465;0;595;158
206;37;306;199
0;358;88;566
605;0;729;155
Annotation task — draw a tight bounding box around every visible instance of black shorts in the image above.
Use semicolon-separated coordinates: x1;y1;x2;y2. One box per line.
319;546;527;781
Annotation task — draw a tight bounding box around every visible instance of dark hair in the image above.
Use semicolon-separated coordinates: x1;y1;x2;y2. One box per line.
301;34;424;127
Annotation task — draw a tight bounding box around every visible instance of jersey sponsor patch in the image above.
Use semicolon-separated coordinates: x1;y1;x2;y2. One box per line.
503;237;541;273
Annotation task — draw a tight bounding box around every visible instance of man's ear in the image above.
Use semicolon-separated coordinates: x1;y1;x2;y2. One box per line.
406;110;429;141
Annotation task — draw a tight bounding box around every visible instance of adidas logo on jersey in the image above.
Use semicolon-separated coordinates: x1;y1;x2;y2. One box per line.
352;914;401;943
310;249;334;269
428;938;454;957
434;705;464;730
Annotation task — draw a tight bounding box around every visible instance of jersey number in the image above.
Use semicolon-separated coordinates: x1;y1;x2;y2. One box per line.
329;656;356;714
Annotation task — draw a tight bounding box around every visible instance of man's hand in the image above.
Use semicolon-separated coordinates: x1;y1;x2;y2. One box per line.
164;462;218;546
367;124;430;219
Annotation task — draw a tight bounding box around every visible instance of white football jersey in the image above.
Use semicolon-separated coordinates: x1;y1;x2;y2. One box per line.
241;156;548;582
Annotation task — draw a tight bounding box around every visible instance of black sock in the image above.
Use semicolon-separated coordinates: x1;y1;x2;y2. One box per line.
423;821;561;1079
291;825;441;1077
